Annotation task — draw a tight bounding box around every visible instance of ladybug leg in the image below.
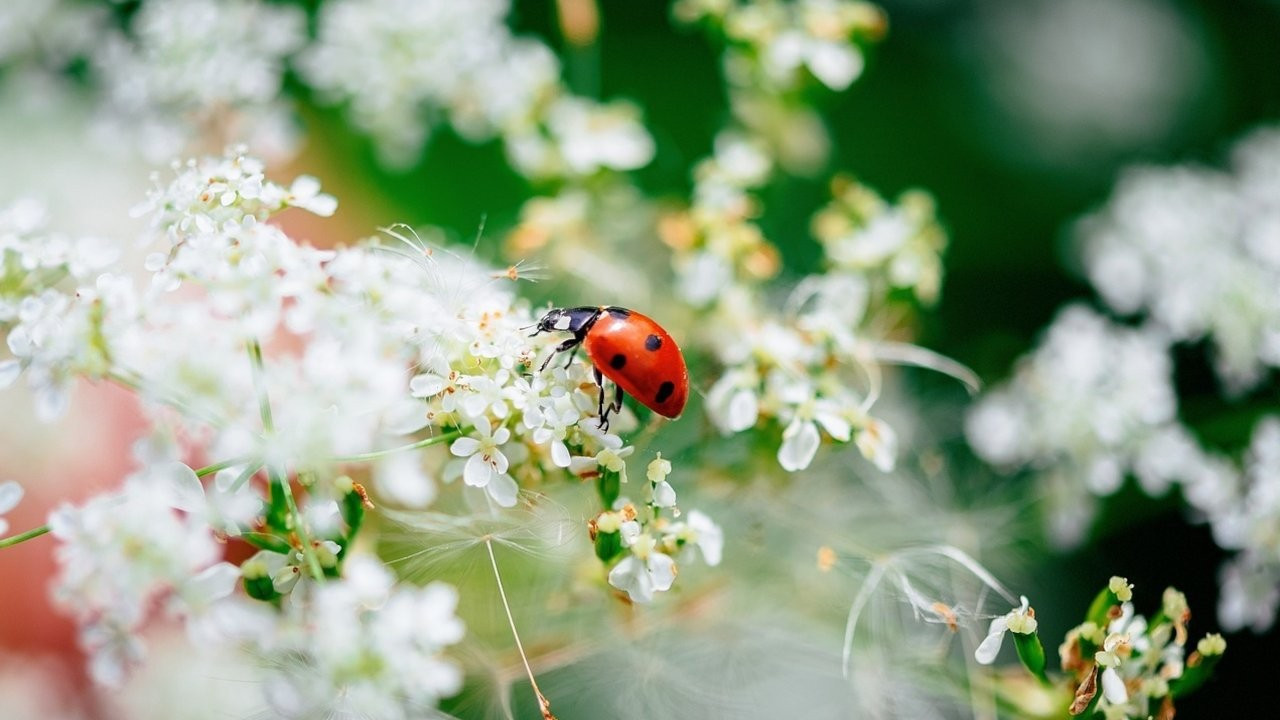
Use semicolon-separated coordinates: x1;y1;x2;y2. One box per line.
562;345;579;370
539;337;581;373
610;383;623;415
593;366;610;431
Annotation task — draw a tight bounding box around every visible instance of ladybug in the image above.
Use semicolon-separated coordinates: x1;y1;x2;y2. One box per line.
532;306;688;430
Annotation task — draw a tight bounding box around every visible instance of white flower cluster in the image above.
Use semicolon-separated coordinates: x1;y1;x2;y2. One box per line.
257;557;465;720
47;449;240;687
1081;126;1280;393
1057;587;1222;720
1215;418;1280;632
662;131;781;308
678;0;880;92
971;126;1280;630
0;0;103;67
811;176;947;306
966;305;1188;545
300;0;655;177
597;455;723;603
968;307;1280;631
91;0;307;160
1;198;118;419
1;149;724;706
651;10;945;476
675;0;886;172
701;176;948;473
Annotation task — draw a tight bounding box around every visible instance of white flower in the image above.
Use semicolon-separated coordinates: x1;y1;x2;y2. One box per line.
974;596;1035;664
855;417;897;472
375;452;437;509
676;510;723;566
542;97;656;177
259;556;465;719
90;0;307;161
48;471;229;687
449;422;518;507
778;416;821;472
608;522;677;603
706;368;761;434
0;480;22;537
570;428;636;482
648;454;677;508
299;0;560;166
967;305;1181;546
1081;127;1280;391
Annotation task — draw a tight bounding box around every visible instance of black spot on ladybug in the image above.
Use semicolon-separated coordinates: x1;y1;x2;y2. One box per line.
606;307;632;318
655;381;675;404
610;353;627;370
645;334;662;351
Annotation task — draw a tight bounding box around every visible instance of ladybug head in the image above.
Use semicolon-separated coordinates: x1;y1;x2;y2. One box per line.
532;308;571;336
532;306;598;336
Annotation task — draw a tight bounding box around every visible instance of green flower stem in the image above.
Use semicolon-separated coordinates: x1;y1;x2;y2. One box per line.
247;340;275;433
247;339;322;582
195;455;256;478
329;429;465;463
276;466;324;581
0;524;50;549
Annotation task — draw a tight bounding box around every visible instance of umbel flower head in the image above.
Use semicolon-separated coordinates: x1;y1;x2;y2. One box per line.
0;148;725;711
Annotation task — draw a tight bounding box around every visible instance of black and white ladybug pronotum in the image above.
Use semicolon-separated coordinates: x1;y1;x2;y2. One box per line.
532;306;688;430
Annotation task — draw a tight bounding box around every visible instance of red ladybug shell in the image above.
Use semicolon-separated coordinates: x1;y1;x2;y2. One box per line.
583;309;688;418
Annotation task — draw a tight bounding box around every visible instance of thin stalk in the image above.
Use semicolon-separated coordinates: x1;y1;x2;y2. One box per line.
247;339;322;582
0;524;50;549
278;466;324;581
486;537;557;720
195;455;255;478
329;429;466;463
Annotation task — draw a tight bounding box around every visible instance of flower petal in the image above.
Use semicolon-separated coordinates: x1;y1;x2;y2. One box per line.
0;481;23;515
0;359;21;389
463;454;492;487
1100;667;1128;704
974;617;1009;665
550;440;571;468
487;474;519;508
726;389;760;433
607;555;652;603
409;373;446;397
652;480;677;508
778;419;820;472
647;553;677;593
450;437;481;457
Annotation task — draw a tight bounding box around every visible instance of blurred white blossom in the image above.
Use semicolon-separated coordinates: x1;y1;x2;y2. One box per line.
1081;126;1280;391
91;0;306;161
1215;417;1280;632
48;460;238;687
967;305;1182;546
257;556;465;720
0;480;22;537
299;0;560;166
